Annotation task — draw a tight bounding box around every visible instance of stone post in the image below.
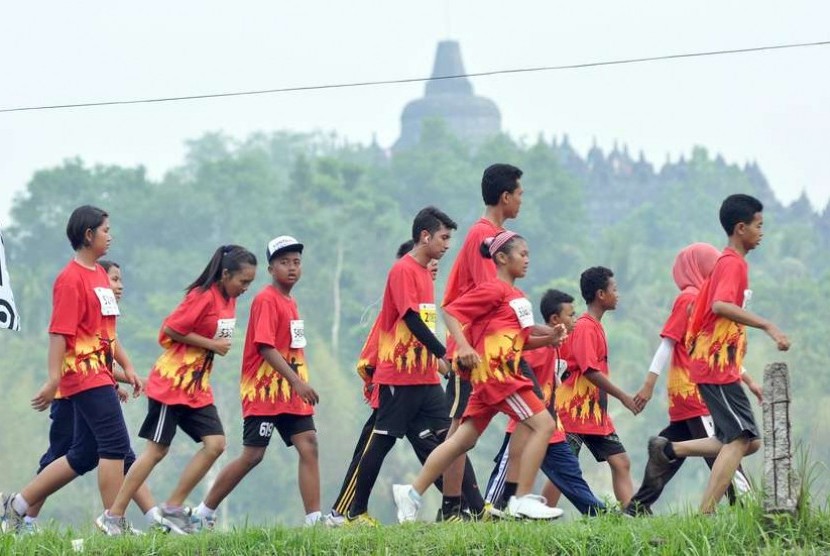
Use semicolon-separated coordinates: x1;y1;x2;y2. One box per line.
762;362;798;514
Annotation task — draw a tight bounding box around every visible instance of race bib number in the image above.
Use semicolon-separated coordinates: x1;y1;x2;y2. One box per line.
509;297;534;329
94;287;120;316
742;289;753;310
556;359;568;380
214;318;236;340
419;303;438;333
290;319;307;349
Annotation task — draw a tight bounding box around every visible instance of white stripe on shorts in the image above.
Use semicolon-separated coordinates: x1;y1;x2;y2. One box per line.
505;393;532;421
154;404;168;443
718;386;746;430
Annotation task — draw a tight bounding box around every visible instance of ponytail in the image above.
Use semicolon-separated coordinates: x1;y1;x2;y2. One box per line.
186;244;257;292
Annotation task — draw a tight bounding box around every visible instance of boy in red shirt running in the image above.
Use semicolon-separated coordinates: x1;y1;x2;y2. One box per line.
443;164;522;430
555;267;641;508
192;236;321;527
344;207;462;523
625;243;754;515
647;194;790;514
485;289;605;516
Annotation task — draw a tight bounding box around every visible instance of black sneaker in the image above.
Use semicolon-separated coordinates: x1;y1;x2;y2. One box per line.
647;436;674;466
436;505;469;523
623;501;653;517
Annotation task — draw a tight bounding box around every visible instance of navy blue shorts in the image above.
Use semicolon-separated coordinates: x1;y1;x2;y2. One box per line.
65;385;131;476
37;399;75;473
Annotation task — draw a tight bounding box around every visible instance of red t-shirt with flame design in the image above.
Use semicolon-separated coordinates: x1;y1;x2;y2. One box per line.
687;248;748;386
373;255;441;386
555;313;615;435
144;284;236;408
444;279;535;406
240;285;312;418
49;260;117;397
442;218;501;374
356;317;381;407
662;292;709;421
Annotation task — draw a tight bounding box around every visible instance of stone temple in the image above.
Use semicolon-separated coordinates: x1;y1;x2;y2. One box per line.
394;40;501;150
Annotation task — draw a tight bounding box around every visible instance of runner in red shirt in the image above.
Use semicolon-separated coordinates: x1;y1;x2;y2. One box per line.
443;164;522;426
101;245;257;534
647;194;790;514
626;243;754;515
393;231;565;521
344;207;466;523
555;266;641;507
23;260;157;533
190;236;322;527
2;206;141;535
484;289;605;516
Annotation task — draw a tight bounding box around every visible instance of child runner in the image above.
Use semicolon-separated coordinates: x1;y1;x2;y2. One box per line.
555;267;640;508
23;260;157;533
97;245;257;534
344;207;464;523
1;206;140;534
328;241;482;525
485;289;605;516
646;194;790;514
191;236;322;528
393;231;564;521
625;243;755;515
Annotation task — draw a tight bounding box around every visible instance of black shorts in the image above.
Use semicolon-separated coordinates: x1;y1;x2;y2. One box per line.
566;432;626;462
138;399;224;446
243;414;316;447
445;370;472;420
698;382;759;444
375;384;450;438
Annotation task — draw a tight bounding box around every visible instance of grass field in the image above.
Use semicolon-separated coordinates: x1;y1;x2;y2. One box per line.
3;497;829;556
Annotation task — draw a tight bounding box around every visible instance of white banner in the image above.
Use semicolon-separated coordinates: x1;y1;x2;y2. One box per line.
0;229;20;331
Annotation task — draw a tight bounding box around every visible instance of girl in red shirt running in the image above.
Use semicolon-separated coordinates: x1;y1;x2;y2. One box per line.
393;231;564;521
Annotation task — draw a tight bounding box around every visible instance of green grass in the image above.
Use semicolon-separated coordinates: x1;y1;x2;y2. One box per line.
3;500;830;556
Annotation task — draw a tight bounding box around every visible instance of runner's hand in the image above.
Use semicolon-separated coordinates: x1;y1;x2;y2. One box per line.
212;337;232;356
31;379;59;412
295;382;320;405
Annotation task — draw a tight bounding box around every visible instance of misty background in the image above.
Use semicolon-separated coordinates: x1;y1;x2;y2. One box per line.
1;1;828;528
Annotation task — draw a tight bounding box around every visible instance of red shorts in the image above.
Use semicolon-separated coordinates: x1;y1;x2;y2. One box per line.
461;386;546;434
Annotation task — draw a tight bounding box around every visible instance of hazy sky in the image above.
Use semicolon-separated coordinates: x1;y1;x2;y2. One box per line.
2;1;829;224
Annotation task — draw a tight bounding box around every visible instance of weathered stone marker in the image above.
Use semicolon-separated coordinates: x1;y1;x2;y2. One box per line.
762;362;799;514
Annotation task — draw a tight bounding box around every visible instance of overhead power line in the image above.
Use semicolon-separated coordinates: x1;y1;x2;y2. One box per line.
1;39;828;114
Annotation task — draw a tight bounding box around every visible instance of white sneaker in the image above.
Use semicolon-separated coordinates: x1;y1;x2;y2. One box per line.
95;511;127;536
323;512;345;527
392;484;420;523
506;494;564;520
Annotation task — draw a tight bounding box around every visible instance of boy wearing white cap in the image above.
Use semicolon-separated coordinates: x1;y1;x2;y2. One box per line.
192;235;322;528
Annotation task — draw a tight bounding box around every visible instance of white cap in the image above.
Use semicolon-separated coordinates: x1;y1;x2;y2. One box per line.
267;235;303;261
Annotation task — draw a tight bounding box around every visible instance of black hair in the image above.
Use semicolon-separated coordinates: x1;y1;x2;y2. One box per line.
66;205;109;251
411;206;458;243
479;233;525;260
396;240;415;259
719;194;763;235
540;289;575;323
481;163;523;206
99;260;120;272
186;245;257;292
580;266;614;304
